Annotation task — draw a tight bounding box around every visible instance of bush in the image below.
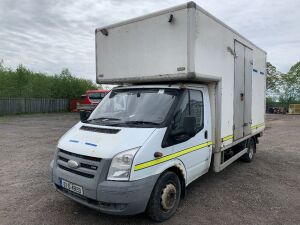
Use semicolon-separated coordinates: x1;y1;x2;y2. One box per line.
0;62;97;99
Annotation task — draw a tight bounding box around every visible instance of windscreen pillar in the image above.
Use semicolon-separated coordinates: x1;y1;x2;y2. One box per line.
213;80;222;172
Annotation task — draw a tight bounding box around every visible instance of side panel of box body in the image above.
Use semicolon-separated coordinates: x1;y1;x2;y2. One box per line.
96;8;191;83
251;49;266;132
194;8;266;149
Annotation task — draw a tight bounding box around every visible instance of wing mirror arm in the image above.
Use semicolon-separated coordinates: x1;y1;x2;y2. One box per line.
80;111;91;122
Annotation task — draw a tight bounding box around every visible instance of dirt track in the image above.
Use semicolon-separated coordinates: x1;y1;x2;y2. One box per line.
0;113;299;225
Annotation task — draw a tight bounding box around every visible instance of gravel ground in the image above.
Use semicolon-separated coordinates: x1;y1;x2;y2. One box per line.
0;113;299;225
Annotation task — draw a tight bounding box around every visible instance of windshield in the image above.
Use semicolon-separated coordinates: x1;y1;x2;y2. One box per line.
87;88;180;127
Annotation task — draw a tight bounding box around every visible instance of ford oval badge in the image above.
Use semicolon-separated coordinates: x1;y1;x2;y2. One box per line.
67;159;79;169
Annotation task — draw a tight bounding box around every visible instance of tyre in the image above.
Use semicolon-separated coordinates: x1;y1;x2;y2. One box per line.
241;138;256;162
147;171;181;222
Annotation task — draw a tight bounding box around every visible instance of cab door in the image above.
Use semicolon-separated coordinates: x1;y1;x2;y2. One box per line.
168;87;211;184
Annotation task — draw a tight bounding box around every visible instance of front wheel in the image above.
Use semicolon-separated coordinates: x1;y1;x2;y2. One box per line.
241;138;256;162
146;171;181;222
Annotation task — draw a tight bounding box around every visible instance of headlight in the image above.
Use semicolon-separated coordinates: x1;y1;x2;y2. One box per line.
107;147;139;181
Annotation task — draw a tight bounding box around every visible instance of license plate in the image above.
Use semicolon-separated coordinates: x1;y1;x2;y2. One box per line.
61;179;83;195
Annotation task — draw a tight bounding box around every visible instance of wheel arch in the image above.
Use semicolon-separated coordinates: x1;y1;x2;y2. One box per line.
153;159;187;198
133;159;187;197
249;136;257;152
165;164;186;198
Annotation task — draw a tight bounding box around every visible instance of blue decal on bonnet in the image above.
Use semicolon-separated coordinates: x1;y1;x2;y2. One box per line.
85;142;97;147
69;140;79;143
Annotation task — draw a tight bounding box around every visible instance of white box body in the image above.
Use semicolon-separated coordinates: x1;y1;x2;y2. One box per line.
95;2;266;148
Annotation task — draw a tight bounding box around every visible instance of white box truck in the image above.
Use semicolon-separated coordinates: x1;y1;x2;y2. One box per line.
50;2;266;221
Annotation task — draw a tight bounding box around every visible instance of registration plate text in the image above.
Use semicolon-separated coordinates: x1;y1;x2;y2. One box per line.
61;179;83;195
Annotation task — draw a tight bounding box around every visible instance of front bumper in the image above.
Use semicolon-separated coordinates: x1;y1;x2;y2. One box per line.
50;158;159;215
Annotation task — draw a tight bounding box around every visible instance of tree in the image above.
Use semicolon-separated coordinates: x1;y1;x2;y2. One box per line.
266;62;281;99
287;61;300;92
0;59;4;72
0;62;97;99
15;65;30;96
279;61;300;108
60;68;72;78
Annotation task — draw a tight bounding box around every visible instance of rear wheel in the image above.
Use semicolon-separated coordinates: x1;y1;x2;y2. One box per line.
146;171;181;222
241;138;256;162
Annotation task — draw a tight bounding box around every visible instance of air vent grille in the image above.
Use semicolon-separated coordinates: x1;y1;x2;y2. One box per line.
80;125;120;134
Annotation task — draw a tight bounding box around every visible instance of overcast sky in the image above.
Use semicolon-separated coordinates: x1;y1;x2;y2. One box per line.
0;0;299;81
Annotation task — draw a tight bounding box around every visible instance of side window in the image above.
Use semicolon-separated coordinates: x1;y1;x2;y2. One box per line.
166;89;204;146
172;93;189;136
189;90;204;132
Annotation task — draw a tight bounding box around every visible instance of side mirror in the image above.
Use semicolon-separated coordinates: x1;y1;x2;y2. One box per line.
80;110;91;122
183;116;197;137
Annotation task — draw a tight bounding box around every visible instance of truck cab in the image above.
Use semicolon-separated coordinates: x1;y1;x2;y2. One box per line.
51;84;213;220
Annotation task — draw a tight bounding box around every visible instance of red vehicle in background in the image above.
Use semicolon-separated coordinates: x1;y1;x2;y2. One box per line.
76;89;110;112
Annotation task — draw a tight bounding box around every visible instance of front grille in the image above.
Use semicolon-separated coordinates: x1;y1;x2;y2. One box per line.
58;165;94;178
58;155;98;170
57;149;101;179
59;149;101;162
80;162;98;170
58;156;68;162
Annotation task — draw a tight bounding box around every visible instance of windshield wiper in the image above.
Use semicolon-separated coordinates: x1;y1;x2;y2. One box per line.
123;121;160;125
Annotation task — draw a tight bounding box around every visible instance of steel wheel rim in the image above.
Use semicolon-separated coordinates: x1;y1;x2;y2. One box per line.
160;183;177;211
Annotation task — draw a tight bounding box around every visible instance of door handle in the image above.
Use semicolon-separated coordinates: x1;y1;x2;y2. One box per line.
204;130;208;139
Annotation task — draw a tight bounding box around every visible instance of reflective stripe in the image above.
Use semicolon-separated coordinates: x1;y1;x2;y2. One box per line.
221;122;264;142
222;135;233;142
134;141;213;171
251;122;265;130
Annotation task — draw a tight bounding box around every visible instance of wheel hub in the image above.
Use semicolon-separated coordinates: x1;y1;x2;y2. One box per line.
160;183;177;211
